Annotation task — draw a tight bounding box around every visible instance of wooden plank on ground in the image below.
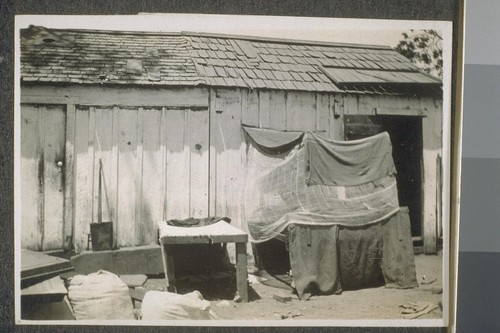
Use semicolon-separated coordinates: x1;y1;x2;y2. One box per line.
21;276;67;296
21;249;73;281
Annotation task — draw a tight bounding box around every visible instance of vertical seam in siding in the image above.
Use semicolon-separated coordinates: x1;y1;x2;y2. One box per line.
112;105;120;249
187;109;192;216
64;103;76;251
136;107;145;245
37;106;45;251
88;107;96;227
161;106;167;221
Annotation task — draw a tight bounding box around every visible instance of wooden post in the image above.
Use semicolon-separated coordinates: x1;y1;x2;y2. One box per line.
160;243;177;292
235;242;248;302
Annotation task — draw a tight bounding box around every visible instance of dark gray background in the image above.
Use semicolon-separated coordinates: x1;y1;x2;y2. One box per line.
2;0;499;332
456;0;500;332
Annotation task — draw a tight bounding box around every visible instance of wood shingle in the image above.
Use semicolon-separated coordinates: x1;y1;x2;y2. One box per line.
21;26;441;94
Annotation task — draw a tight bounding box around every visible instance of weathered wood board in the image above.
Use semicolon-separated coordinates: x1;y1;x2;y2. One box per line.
21;85;442;255
165;109;190;220
213;89;243;228
141;108;164;245
21;249;73;284
21;105;66;251
21;105;42;250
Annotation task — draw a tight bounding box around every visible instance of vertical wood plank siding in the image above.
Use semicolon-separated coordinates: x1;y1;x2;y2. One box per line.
73;107;91;252
72;106;212;250
20;86;442;254
63;104;76;251
165;109;190;220
141;108;164;245
117;107;138;247
42;106;66;249
21;105;42;250
285;91;317;131
21;105;67;251
421;97;442;254
212;89;243;226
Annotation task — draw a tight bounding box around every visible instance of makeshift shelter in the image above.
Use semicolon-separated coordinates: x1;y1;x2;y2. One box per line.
244;128;417;298
19;26;444;260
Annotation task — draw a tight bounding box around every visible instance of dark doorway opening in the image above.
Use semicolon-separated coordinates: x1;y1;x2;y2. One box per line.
345;115;423;237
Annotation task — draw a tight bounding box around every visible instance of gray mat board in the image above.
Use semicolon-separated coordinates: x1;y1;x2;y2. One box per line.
456;251;500;333
461;64;500;159
459;157;500;252
465;0;500;65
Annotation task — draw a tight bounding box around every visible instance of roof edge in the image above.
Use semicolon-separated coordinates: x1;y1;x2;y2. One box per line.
21;25;184;37
181;31;392;50
20;26;392;50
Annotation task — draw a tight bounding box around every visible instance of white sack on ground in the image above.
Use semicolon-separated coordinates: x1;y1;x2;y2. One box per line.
141;290;217;320
67;270;135;320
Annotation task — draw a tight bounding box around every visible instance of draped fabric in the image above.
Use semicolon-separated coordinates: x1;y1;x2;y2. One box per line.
244;128;399;243
305;132;397;186
243;126;303;154
288;208;418;299
244;127;417;299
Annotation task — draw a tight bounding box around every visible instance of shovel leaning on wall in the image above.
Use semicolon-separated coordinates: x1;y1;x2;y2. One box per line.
89;131;114;251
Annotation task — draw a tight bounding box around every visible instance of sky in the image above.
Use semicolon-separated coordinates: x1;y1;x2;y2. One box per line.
15;14;451;49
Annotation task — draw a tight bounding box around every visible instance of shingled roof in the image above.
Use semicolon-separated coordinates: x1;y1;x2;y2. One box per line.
20;26;441;94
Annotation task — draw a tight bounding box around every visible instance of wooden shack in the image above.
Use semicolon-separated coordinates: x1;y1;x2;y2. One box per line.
20;26;443;255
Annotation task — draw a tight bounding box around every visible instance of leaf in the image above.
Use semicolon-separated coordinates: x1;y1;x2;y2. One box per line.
395;29;443;79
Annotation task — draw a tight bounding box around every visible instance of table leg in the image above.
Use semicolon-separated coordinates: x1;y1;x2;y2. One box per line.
160;243;177;293
235;242;248;302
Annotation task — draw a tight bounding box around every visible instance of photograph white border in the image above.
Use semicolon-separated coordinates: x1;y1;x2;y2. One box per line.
14;14;455;328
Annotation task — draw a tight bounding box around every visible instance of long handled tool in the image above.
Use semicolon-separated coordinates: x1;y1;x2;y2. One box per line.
89;130;114;251
98;159;103;224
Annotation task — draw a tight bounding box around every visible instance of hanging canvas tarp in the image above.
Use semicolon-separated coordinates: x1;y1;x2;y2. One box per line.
244;128;400;243
288;208;418;300
305;132;397;186
243;127;418;299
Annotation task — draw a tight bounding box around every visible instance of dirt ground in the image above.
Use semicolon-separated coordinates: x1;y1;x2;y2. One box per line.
139;251;443;321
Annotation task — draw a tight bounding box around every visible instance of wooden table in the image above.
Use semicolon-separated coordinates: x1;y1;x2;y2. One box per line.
157;220;249;302
21;249;74;288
